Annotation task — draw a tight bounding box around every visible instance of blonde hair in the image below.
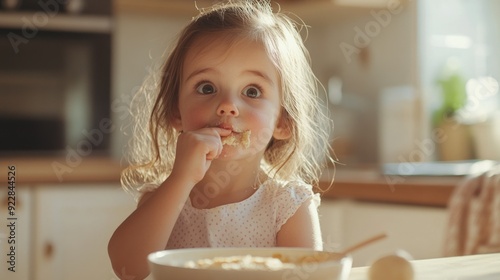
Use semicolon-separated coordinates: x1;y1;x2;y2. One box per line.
122;0;333;201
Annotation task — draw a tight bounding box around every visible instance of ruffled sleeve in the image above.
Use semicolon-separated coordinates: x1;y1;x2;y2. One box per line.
274;181;321;233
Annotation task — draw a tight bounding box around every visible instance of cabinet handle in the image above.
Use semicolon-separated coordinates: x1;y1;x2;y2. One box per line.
44;242;54;259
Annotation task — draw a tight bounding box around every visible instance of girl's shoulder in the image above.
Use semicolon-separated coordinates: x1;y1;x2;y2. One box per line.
261;179;318;203
262;179;320;229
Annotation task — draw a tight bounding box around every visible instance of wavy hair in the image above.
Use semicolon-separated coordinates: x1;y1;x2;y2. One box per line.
122;0;334;201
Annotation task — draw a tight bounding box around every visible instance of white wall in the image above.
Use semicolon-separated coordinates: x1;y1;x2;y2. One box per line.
110;5;419;164
417;0;500;159
304;2;417;164
111;12;189;158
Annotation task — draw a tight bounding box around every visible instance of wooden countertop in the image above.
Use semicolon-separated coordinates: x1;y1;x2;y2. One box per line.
2;157;461;207
319;168;461;207
1;156;123;184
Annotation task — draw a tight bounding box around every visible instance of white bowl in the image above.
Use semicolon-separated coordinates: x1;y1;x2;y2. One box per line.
148;247;352;280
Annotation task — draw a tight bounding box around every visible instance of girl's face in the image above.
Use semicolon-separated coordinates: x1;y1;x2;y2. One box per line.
174;35;290;159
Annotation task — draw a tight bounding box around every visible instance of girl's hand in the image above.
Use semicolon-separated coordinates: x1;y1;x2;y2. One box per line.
170;127;231;185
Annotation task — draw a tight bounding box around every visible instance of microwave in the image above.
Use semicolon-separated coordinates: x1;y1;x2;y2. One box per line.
0;0;113;155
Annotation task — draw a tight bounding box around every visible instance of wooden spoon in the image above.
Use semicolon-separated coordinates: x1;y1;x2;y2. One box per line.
340;233;388;255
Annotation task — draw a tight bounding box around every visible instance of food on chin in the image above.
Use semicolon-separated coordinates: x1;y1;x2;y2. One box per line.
222;130;251;148
184;252;334;271
368;254;414;280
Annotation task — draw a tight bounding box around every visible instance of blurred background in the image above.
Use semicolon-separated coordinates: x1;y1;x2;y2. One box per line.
0;0;499;279
1;0;499;164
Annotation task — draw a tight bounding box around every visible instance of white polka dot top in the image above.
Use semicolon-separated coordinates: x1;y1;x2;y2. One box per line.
166;179;320;249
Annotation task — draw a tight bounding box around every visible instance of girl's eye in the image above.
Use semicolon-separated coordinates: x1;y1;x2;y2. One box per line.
242;85;262;98
196;82;216;94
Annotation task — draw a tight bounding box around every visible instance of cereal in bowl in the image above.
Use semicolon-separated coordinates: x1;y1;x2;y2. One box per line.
184;254;295;271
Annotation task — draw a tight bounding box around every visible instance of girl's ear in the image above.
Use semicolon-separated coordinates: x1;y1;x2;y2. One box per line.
170;108;183;132
273;113;292;140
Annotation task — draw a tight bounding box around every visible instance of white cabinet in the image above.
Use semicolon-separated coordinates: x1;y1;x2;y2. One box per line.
32;184;135;280
319;199;449;267
0;185;32;280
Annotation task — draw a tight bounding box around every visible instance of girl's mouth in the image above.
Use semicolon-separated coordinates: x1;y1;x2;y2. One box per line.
215;122;237;132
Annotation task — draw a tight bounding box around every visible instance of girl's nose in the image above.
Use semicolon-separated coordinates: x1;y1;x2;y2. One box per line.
217;98;239;117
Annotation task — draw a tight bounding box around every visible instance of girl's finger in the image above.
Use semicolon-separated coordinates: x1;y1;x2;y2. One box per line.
211;127;232;137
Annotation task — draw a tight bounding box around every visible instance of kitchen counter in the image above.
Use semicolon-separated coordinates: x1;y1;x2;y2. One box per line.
1;157;461;207
0;156;122;184
319;167;462;207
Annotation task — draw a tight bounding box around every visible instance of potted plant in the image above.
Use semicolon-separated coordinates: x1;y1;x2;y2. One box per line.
433;63;473;161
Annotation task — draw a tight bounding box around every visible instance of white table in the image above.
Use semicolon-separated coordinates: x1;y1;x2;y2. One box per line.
348;253;500;280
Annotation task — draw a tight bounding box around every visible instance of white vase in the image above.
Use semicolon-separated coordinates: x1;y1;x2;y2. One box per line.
471;114;500;160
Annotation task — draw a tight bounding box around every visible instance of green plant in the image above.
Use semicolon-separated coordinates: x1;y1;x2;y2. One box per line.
433;72;467;126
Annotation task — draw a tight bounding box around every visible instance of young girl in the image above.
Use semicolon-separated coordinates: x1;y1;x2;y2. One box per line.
108;1;333;279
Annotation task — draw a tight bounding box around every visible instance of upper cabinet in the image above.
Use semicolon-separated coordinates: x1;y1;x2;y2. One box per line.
114;0;394;24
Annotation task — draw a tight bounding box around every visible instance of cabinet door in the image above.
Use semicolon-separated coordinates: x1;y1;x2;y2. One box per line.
0;185;32;280
319;199;449;267
33;184;136;280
